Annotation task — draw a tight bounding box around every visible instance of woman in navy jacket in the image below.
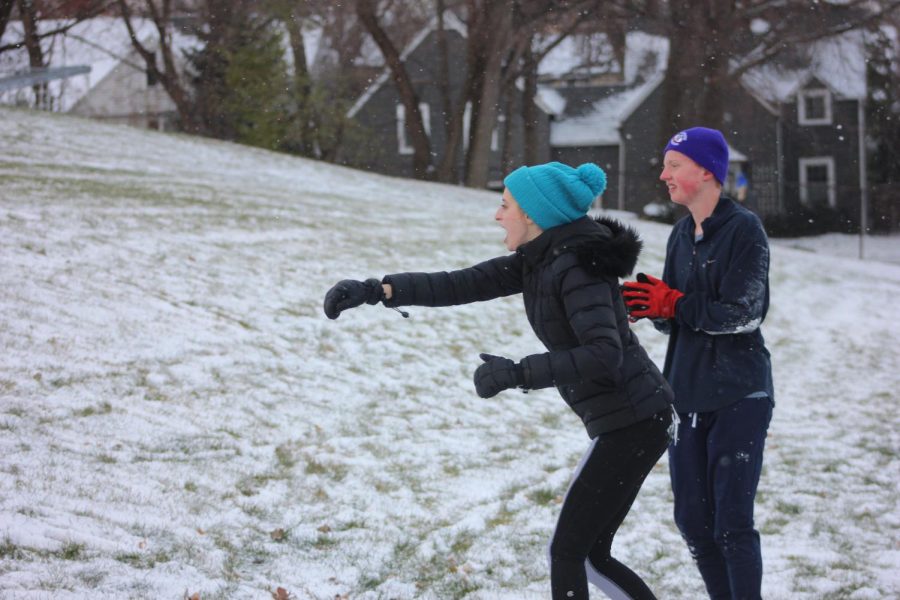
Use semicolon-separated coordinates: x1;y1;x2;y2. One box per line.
624;128;774;600
325;162;673;599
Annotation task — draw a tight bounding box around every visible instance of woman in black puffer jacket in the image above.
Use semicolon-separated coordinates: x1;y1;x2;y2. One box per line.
324;162;674;600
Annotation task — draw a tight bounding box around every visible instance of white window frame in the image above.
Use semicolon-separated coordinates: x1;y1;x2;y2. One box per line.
462;102;501;152
396;103;431;155
463;101;472;151
492;114;505;152
798;156;836;208
798;88;832;125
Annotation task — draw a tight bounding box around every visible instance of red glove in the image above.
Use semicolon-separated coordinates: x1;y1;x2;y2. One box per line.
622;273;684;321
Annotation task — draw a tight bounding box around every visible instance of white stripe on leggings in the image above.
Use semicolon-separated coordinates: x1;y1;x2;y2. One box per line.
547;438;638;599
585;558;634;600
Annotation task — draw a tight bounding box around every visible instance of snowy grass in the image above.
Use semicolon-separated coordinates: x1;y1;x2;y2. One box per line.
1;106;899;599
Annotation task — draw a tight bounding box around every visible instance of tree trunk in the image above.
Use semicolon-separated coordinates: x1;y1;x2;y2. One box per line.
499;78;515;175
356;0;432;179
118;0;198;132
661;0;734;139
465;1;512;188
282;5;314;155
18;0;47;108
521;45;540;165
433;0;459;182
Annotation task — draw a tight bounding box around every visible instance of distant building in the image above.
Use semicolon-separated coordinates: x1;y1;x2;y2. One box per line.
0;17;197;130
538;28;874;231
344;12;553;186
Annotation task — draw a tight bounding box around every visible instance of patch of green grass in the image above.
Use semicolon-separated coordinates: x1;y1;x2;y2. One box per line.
184;481;198;492
527;487;557;506
486;505;515;529
443;463;461;477
236;471;282;496
275;444;297;469
760;515;788;535
775;500;802;516
450;530;476;555
0;537;26;559
60;541;85;560
97;454;117;464
540;411;562;428
312;533;338;550
304;457;348;481
115;548;172;569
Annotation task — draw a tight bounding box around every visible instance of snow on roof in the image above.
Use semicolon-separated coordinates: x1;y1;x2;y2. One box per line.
549;72;663;146
537;31;619;80
0;17;198;112
740;29;869;102
535;87;566;115
545;32;668;146
346;10;468;118
538;30;668;86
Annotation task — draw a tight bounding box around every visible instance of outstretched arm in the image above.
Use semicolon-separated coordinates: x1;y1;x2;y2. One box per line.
382;253;523;308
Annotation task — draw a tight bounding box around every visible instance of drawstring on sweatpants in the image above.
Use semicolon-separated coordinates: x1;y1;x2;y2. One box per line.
668;406;681;446
690;412;698;428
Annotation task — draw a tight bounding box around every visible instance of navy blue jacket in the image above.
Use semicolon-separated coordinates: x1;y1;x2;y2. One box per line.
383;217;673;438
656;197;774;412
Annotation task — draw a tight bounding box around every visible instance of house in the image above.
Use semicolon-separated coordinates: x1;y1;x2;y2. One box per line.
0;17;201;130
349;16;879;231
344;12;553;185
541;28;876;232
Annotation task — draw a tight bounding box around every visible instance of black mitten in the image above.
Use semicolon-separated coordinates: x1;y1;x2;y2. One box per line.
323;278;385;319
473;353;525;398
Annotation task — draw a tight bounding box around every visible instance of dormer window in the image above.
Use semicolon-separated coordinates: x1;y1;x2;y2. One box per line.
798;88;832;125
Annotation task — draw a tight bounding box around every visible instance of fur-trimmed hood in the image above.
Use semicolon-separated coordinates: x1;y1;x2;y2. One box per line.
573;216;642;278
517;215;642;278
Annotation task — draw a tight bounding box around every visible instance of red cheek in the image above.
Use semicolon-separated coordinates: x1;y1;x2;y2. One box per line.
678;178;699;196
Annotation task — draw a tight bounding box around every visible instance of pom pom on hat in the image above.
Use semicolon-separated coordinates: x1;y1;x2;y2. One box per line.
663;127;729;185
503;162;607;230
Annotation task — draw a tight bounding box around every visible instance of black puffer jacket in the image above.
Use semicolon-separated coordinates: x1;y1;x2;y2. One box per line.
383;216;673;437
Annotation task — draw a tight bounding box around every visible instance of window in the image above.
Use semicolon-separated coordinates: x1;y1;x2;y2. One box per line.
462;102;501;152
798;88;832;125
396;103;430;155
799;157;836;208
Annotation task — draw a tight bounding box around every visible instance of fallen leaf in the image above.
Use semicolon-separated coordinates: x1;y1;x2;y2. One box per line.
270;587;293;600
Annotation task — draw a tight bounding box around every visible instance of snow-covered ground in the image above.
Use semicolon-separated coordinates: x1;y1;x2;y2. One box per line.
1;107;898;599
771;232;900;265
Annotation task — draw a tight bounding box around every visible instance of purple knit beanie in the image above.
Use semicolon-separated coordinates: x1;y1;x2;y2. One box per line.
663;127;729;185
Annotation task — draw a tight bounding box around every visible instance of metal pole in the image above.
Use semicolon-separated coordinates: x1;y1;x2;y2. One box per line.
858;98;868;259
617;131;626;212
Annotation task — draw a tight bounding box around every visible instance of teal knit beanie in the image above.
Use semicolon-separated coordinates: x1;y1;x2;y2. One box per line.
503;162;607;230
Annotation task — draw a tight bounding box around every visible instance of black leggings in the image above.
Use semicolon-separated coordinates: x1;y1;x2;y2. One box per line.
549;410;671;600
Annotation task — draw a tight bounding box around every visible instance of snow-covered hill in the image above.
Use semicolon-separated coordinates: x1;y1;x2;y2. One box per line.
1;107;898;599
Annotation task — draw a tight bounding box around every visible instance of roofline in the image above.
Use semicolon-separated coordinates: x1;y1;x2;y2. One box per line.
738;78;780;116
780;70;865;102
346;11;467;118
616;71;664;124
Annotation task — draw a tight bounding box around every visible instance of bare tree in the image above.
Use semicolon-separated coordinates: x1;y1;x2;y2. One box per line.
660;0;900;134
0;0;110;56
116;0;197;131
356;0;433;179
